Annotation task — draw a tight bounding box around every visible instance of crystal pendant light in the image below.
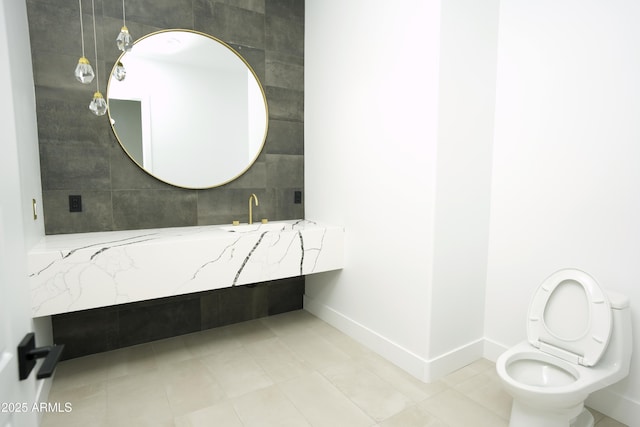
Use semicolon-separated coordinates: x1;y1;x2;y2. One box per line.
88;0;107;116
116;27;133;52
89;92;107;115
75;57;94;83
74;0;94;84
112;61;126;81
116;0;133;52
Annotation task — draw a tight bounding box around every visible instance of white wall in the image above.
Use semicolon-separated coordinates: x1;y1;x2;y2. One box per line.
306;0;637;422
428;0;499;368
0;0;50;425
305;0;499;381
485;0;640;423
304;0;441;378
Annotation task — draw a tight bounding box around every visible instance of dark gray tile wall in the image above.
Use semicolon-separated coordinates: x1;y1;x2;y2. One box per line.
53;277;305;360
26;0;304;234
27;1;306;358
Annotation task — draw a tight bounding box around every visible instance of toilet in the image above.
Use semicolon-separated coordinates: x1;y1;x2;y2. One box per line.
496;268;632;427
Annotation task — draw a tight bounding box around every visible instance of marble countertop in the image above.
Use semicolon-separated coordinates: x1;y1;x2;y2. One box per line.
29;220;344;317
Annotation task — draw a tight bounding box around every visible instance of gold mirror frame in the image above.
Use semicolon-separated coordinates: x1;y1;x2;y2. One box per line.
107;29;268;189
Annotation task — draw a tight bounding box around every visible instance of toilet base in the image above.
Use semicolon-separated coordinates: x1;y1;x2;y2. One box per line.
508;400;590;427
571;409;594;427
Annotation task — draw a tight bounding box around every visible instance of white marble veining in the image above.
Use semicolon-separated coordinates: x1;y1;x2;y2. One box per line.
28;220;344;317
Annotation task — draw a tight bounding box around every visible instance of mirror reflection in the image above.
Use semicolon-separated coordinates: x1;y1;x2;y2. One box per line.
107;30;268;189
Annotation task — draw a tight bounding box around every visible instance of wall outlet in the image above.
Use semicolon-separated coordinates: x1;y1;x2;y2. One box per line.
294;191;302;204
69;195;82;212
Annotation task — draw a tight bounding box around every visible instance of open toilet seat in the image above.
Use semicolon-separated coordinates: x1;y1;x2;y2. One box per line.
527;269;612;367
497;269;631;427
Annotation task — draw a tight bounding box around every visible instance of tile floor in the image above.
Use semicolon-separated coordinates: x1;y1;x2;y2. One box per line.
42;310;627;427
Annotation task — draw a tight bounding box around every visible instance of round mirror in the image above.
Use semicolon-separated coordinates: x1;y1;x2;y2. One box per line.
107;30;268;189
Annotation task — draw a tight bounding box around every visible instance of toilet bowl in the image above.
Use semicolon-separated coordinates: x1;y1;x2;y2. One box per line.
496;269;632;427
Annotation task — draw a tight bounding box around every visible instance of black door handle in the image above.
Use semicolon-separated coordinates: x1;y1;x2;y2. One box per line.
17;333;65;381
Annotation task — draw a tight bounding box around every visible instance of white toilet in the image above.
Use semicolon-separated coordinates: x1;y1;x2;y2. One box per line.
496;268;632;427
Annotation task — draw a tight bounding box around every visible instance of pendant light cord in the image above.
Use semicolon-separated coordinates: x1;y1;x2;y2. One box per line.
78;0;86;57
91;0;100;91
122;0;126;27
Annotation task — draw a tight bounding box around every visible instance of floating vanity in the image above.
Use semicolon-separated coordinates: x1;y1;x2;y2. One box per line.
29;220;344;317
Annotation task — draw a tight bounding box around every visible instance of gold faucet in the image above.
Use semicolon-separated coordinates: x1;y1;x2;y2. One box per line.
248;193;259;224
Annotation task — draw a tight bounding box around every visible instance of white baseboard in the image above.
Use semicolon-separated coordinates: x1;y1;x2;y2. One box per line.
425;338;485;381
586;388;640;427
304;296;639;425
482;336;510;362
303;295;430;380
304;295;483;382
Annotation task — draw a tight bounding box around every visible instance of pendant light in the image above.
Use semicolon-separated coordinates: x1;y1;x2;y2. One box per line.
116;0;133;52
88;0;107;116
74;0;94;84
